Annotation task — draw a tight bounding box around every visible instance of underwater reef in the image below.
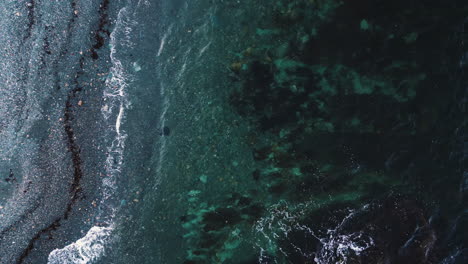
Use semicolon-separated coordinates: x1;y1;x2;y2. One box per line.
180;0;468;263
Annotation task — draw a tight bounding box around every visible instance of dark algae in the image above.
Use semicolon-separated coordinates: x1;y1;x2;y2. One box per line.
180;0;468;263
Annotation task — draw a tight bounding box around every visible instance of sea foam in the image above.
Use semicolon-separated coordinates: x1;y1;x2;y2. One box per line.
47;226;113;264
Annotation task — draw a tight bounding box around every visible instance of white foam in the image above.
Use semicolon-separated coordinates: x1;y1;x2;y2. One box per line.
100;4;132;221
156;34;166;57
253;203;374;263
314;207;374;264
253;202;319;260
156;25;172;57
154;80;169;183
47;226;114;264
315;231;374;264
132;61;142;72
198;41;211;58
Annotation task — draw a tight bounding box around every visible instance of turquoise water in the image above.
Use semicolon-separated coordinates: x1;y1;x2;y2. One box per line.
0;0;467;263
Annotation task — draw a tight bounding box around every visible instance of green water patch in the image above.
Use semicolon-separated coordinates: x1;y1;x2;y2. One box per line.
177;0;468;262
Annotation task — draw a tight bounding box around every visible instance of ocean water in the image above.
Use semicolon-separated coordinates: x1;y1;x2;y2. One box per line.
0;0;467;264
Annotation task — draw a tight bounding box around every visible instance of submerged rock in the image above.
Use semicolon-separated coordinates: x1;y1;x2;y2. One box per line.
159;126;170;136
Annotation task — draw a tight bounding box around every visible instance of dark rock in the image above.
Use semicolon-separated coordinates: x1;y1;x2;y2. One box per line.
160;126;170;136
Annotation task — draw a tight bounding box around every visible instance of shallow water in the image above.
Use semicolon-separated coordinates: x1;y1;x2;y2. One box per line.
0;0;467;263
